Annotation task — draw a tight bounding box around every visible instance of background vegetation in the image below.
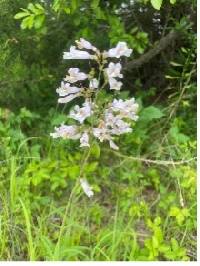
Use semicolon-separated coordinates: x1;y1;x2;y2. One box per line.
0;0;197;261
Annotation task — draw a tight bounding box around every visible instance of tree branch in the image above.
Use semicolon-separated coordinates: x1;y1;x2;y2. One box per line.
125;31;181;71
108;150;196;166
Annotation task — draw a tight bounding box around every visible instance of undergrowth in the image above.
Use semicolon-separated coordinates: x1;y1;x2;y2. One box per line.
0;83;196;260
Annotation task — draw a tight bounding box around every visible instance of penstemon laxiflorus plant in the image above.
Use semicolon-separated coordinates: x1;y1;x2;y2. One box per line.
50;38;139;197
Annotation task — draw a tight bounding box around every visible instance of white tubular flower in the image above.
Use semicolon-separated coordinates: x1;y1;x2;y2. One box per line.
93;122;111;142
109;140;119;150
89;78;99;89
111;98;139;120
63;46;93;60
50;124;80;139
80;132;90;147
56;82;81;97
106;62;123;79
93;127;107;142
56;82;82;104
64;68;87;83
108;77;122;91
105;112;132;135
111;119;132;135
93;121;119;150
106;41;133;58
76;38;97;52
69;101;92;124
80;178;94;198
104;111;116;127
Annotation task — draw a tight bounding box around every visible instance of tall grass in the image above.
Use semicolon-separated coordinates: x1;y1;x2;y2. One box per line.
19;199;35;260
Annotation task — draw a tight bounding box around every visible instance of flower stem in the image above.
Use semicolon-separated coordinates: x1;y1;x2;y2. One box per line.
53;144;93;259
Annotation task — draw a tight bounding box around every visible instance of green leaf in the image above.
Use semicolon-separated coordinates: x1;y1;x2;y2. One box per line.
154;216;161;225
169;207;189;225
140;106;164;122
151;0;163;10
51;114;68;126
95;7;105;20
170;0;176;4
21;17;31;29
169;206;180;216
27;3;37;13
64;7;71;14
171;238;179;251
14;12;29;19
27;15;34;29
71;0;78;12
90;142;101;159
91;0;100;9
73;16;81;26
35;3;44;10
169;126;189;144
52;0;60;12
85;162;98;173
152;236;159;248
67;165;80;179
34;15;45;29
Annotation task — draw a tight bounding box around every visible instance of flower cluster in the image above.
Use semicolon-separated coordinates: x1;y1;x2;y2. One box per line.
50;38;139;197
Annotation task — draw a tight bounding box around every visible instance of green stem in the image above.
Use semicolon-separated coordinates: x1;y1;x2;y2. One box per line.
53;144;93;259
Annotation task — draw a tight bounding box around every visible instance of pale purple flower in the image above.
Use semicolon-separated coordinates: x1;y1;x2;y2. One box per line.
80;178;94;197
50;124;80;139
56;82;81;97
105;111;132;135
80;132;90;147
63;46;94;60
69;101;93;124
56;82;82;104
93;122;111;142
89;78;99;89
108;77;123;91
64;68;88;83
105;62;123;90
106;62;123;79
111;98;139;120
106;42;132;58
109;140;119;150
76;38;97;52
93;124;119;150
110;118;132;135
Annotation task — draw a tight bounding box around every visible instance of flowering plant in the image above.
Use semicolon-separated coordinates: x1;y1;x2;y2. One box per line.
51;38;139;197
